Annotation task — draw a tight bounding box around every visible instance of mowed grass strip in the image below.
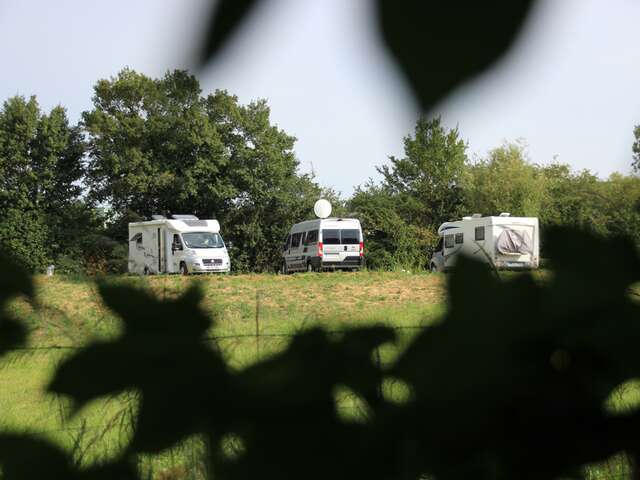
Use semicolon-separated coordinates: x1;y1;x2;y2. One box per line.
9;271;447;345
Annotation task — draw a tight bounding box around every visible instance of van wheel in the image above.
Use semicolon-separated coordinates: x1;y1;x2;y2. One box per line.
143;266;150;276
430;263;438;273
281;262;289;275
180;262;189;276
306;262;314;273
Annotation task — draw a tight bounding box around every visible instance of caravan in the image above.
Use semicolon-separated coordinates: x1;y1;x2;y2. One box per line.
430;214;539;272
128;215;231;275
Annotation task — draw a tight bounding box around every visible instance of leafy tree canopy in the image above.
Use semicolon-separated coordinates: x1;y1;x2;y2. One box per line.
0;96;85;270
83;69;324;271
377;116;468;228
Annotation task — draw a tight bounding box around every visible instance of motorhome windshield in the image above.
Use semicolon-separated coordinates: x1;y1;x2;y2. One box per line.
321;229;360;245
182;232;224;249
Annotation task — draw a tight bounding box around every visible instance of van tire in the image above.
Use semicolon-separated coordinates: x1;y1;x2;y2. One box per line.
180;262;189;276
430;263;438;273
143;266;150;276
306;261;314;273
281;262;289;275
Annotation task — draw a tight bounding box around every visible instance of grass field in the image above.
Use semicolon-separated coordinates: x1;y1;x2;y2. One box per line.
1;270;638;479
0;271;447;477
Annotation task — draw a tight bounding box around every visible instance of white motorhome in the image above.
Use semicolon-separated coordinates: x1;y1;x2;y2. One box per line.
128;215;231;275
430;213;539;272
281;217;364;273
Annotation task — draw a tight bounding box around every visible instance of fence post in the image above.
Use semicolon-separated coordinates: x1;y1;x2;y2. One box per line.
255;289;261;359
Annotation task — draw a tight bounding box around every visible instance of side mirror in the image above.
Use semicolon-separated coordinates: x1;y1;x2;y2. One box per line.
172;243;182;252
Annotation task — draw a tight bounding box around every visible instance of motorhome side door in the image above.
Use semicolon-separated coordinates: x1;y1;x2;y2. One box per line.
443;233;457;269
171;233;185;271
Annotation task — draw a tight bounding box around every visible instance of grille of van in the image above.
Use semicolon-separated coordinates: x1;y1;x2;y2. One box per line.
202;258;223;265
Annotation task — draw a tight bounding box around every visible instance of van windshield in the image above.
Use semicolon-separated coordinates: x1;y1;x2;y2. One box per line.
321;229;360;245
182;232;224;249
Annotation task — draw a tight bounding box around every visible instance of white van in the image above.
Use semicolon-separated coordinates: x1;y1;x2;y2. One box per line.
128;215;231;275
430;213;539;272
281;218;364;273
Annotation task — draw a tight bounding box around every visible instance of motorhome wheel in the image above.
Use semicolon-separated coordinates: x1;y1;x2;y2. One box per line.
180;262;189;276
430;263;438;273
306;262;314;273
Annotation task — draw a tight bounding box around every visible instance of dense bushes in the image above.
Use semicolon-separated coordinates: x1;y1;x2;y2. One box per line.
352;129;640;270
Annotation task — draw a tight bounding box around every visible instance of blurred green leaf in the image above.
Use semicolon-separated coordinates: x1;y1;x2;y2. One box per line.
199;0;260;64
0;251;32;356
377;1;534;110
48;283;233;454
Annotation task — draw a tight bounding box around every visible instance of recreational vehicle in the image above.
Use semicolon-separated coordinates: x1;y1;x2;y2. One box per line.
128;215;231;275
430;213;539;272
281;217;364;273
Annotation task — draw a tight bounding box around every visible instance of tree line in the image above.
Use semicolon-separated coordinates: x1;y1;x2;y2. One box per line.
1;68;639;273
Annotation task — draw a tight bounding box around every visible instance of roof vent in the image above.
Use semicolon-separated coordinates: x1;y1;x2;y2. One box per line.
151;214;166;220
462;216;472;220
171;214;199;220
472;213;482;218
499;212;511;217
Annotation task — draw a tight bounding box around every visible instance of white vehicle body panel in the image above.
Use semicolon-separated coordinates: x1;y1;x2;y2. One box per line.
128;218;231;274
430;215;539;271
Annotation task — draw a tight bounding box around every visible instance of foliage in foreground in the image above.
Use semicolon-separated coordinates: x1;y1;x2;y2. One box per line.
1;227;640;479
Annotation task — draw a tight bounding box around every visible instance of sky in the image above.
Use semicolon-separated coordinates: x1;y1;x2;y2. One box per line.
1;0;639;196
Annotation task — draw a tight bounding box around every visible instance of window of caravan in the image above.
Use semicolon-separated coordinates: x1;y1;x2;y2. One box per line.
455;233;464;244
341;229;360;244
305;230;319;245
445;235;454;248
182;232;224;249
322;229;340;245
321;229;360;245
283;234;290;251
130;232;143;250
475;226;485;241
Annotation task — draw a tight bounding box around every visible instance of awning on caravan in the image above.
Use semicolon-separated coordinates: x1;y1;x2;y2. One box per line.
129;232;142;242
496;228;533;255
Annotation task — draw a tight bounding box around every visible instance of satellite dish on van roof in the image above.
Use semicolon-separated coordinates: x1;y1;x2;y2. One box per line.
314;199;332;219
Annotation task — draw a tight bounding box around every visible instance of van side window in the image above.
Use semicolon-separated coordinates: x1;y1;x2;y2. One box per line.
455;233;463;244
136;234;144;250
435;237;443;251
283;234;291;251
475;226;485;241
291;233;302;248
305;230;318;245
445;235;454;248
